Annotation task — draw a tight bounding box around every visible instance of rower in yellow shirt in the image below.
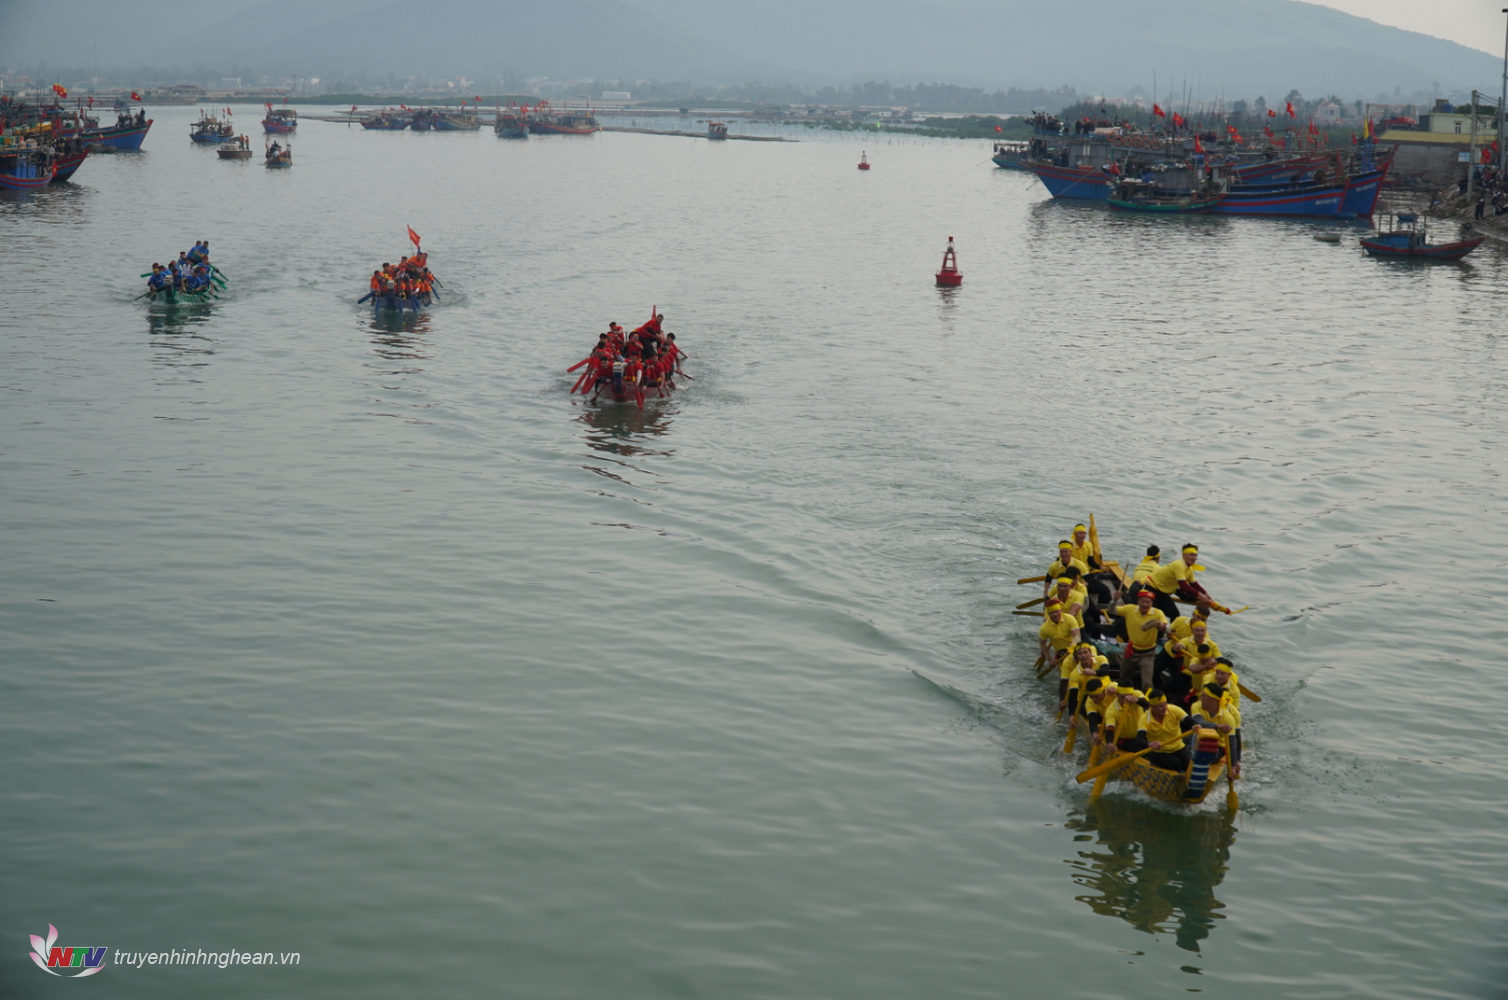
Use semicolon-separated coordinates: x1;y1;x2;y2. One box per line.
1113;588;1168;689
1129;544;1161;586
1191;682;1240;776
1043;540;1090;598
1145;543;1220;620
1063;641;1110;719
1038;599;1081;673
1098;684;1150;755
1044;574;1088;624
1143;691;1192;771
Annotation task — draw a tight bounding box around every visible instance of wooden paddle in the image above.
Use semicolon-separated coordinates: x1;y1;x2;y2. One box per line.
1062;720;1079;755
357;292;374;304
1017;575;1045;585
1237;681;1262;703
1035;657;1057;680
1017;595;1046;609
1076;742;1161;783
1223;734;1239;810
1012;610;1043;618
1088;513;1104;565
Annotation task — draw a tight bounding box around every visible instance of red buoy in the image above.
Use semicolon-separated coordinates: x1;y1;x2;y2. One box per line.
935;236;962;286
858;150;871;170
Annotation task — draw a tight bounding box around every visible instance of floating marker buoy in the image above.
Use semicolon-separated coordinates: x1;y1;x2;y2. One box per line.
858;151;870;170
935;235;962;286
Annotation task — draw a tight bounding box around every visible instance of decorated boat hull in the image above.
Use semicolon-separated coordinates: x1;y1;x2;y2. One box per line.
51;149;89;182
0;152;56;189
1360;234;1483;260
370;292;429;314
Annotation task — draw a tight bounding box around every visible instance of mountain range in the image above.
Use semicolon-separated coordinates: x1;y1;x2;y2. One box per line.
2;0;1502;101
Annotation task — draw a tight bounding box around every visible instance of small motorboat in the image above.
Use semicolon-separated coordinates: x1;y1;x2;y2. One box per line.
216;135;253;159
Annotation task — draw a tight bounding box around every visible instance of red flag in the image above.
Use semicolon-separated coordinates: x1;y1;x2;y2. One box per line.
474;95;482;102
1172;112;1184;127
266;102;273;111
407;226;421;249
1267;108;1276;117
1153;103;1166;118
131;91;142;101
1194;136;1205;154
1232;132;1244;145
225;107;232;116
1285;101;1295;118
1227;125;1237;134
1308;120;1318;136
993;124;1002;133
53;84;68;99
1263;125;1273;137
351;104;358;113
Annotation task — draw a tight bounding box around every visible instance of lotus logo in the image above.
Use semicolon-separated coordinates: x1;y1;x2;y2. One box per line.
28;924;107;977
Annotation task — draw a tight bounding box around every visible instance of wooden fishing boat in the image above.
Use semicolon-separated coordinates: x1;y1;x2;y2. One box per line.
707;121;728;140
528;101;598;135
1107;176;1222;213
432;109;481;131
261;107;297;133
264;142;292;168
0;148;56;190
494;105;528;138
79;116;152;150
360;113;411;131
50;147;90;183
1360;213;1483;261
190;114;236;144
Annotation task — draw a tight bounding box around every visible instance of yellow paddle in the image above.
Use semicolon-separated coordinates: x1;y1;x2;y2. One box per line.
1237;681;1262;703
1062;720;1079;755
1035;656;1058;680
1223;734;1239;811
1017;595;1046;609
1017;575;1046;585
1088;514;1103;565
1075;742;1162;783
1012;610;1044;618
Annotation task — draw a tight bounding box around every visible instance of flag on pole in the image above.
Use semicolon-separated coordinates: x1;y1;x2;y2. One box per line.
1194;136;1204;154
407;226;422;249
1285;101;1295;118
1172;112;1185;128
1153;103;1166;118
131;91;142;101
1267;108;1276;117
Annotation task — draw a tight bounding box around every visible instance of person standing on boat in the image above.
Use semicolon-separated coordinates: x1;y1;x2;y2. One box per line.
1114;588;1168;690
1142;692;1192;772
1144;543;1217;621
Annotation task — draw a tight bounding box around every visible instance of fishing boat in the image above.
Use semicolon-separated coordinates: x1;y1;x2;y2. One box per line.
79;114;152;150
360;112;411;131
527;101;598;135
50;147;90;182
707;121;728;140
261;107;297;133
190;113;236;144
1359;213;1483;260
432;108;481;131
264;141;292;168
990;140;1030;170
1107;173;1224;213
216;135;253;159
408;109;433;132
0;147;57;190
494;105;528;139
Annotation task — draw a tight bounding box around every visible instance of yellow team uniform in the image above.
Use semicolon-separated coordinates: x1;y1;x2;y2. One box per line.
1148;558;1199;596
1038;613;1082;660
1114;604;1168;651
1145;704;1189;752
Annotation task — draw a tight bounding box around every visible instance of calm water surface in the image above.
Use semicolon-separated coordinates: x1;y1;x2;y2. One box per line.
3;106;1506;999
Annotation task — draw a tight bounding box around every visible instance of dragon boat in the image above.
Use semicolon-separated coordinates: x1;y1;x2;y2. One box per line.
1022;516;1248;809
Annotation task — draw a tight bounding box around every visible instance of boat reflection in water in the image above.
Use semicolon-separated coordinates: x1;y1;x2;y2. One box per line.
576;400;676;460
1063;796;1236;953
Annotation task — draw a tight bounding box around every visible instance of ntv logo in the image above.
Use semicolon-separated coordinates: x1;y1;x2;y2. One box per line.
28;924;107;977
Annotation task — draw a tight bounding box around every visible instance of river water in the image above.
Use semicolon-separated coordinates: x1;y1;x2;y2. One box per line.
3;105;1506;999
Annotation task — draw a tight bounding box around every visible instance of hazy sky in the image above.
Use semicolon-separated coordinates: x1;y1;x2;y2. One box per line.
1311;0;1508;58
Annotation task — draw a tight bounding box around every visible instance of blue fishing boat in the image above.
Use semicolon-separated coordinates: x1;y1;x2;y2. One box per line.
1359;214;1483;260
261;107;297;133
494;105;527;138
432;108;481;131
360;113;411;131
80;116;152;150
190;113;236;144
0;147;56;190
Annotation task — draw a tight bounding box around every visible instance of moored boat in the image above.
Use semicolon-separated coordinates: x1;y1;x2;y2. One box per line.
1359;213;1483;260
528;101;598;135
50;146;90;182
432;108;481;131
0;147;57;190
79;114;152;151
360;112;411;131
494;105;528;138
1107;173;1225;213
